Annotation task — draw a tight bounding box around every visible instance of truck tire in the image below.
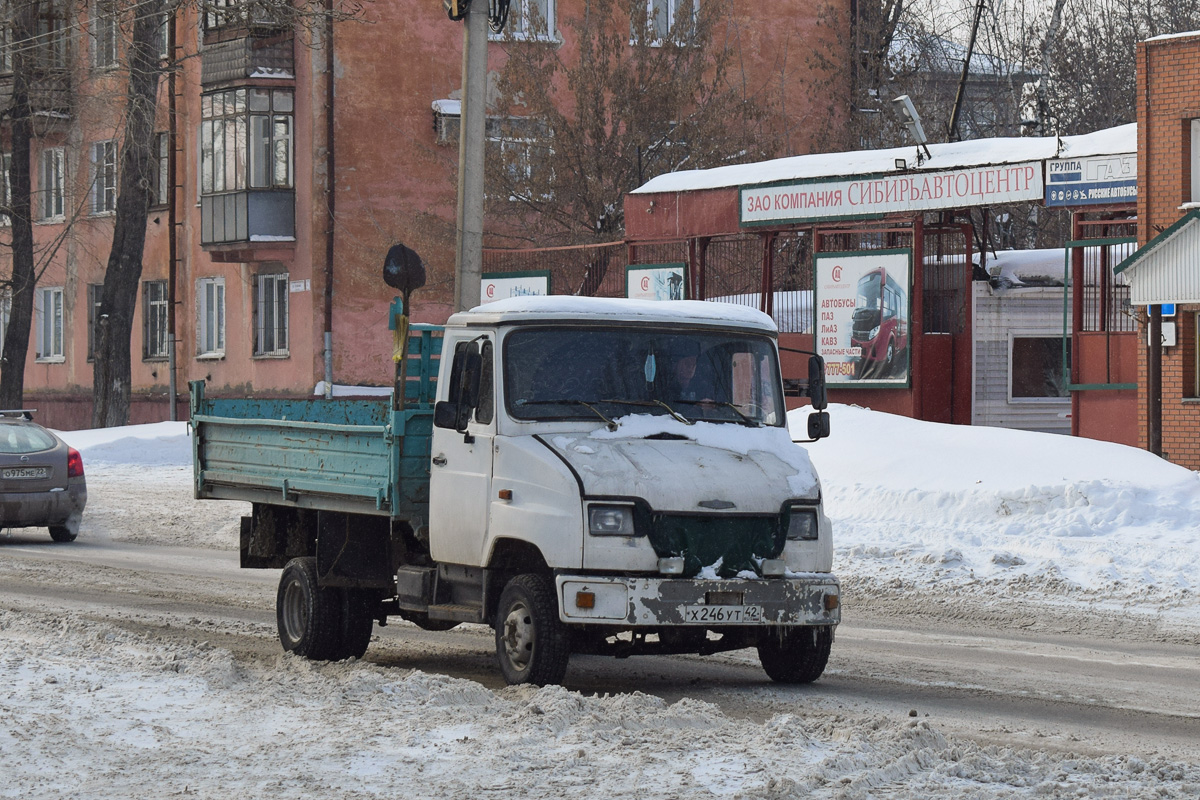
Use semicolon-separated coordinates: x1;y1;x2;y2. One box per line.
757;625;833;684
338;589;376;660
494;574;570;686
49;526;77;543
277;557;342;660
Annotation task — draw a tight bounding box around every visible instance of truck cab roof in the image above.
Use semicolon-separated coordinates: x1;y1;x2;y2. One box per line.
448;296;778;335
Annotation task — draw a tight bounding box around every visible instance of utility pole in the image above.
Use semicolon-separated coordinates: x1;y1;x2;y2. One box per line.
453;0;487;312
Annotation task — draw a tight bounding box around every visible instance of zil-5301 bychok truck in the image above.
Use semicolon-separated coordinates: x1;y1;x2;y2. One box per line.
190;295;839;685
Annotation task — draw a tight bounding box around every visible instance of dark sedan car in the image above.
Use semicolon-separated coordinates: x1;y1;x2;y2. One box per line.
0;411;86;542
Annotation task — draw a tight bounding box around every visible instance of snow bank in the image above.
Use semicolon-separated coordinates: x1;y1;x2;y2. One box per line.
58;421;191;467
796;404;1200;605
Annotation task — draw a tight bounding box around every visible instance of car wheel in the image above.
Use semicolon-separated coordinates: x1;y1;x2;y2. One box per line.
757;625;833;684
885;339;897;374
276;557;342;660
49;526;77;543
494;574;570;686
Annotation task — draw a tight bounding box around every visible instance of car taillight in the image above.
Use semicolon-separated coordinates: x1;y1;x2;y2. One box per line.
67;447;84;478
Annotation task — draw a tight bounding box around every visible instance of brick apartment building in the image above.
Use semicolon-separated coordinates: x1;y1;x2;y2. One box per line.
1118;32;1200;469
0;0;848;427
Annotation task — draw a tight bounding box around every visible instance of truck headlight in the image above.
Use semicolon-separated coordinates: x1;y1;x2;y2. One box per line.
868;325;880;340
786;506;819;541
588;504;637;536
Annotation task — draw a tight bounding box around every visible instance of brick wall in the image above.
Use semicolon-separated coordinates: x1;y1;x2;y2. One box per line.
1135;36;1200;470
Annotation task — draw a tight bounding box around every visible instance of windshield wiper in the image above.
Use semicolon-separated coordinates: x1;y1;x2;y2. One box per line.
599;398;693;426
515;398;618;431
665;399;762;427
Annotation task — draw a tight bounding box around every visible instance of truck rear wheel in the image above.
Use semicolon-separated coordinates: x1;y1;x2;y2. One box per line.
757;625;833;684
494;574;570;686
338;589;376;660
277;557;342;660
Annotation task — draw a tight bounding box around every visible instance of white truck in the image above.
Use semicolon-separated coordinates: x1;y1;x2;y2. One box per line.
191;296;839;685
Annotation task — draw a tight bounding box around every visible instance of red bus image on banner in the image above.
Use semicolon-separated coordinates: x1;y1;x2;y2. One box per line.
849;267;908;379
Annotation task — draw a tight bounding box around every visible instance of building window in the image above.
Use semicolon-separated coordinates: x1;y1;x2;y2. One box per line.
92;1;118;69
35;286;64;361
0;22;12;74
36;3;69;71
40;147;65;220
197;277;225;356
143;280;169;359
254;273;289;356
90;140;117;214
1192;312;1200;399
0;286;10;352
486;118;553;202
87;283;103;360
0;152;11;226
490;0;555;41
1010;335;1070;401
152;132;169;207
638;0;696;44
200;88;293;195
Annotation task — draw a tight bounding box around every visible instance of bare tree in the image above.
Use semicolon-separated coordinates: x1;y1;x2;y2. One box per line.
485;0;781;244
91;0;166;427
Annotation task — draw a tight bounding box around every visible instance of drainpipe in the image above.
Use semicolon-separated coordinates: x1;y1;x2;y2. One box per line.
323;0;335;399
166;6;178;420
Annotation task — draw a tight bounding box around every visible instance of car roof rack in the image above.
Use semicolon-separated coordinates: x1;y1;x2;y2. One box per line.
0;409;36;420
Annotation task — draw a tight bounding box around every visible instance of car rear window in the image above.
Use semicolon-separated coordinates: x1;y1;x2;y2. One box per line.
0;424;58;454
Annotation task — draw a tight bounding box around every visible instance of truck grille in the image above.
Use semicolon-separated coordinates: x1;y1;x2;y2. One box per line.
647;514;784;579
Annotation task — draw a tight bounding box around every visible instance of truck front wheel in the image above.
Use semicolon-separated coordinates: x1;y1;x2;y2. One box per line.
277;557;342;660
494;574;570;686
757;625;833;684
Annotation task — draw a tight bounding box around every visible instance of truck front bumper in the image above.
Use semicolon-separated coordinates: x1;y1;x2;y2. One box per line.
555;574;840;627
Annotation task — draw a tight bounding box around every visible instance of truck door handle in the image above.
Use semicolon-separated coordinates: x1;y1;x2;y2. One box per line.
431;454;448;467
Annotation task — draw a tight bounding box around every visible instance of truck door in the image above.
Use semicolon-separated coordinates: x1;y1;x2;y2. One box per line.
429;335;496;566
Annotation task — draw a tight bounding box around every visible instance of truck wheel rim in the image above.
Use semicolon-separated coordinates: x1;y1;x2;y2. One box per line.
501;600;535;670
282;581;308;643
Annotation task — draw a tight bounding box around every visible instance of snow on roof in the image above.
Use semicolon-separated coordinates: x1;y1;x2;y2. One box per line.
431;98;461;116
458;295;778;332
631;125;1136;196
1144;29;1200;43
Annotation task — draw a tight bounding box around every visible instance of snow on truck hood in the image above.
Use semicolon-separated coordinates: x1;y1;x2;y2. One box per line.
545;414;819;511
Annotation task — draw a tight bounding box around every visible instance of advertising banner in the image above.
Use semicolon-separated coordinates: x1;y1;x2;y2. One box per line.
626;263;687;300
480;271;551;304
1045;153;1137;206
741;163;1042;225
815;250;912;387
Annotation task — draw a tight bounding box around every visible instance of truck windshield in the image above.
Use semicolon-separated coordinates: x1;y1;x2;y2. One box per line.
504;327;785;427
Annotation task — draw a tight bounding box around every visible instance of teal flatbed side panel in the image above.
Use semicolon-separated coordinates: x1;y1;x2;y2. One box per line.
189;323;443;519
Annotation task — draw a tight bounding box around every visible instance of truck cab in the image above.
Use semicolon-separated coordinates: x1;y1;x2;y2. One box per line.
425;297;838;684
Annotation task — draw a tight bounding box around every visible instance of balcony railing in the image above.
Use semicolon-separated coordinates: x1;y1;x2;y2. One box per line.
201;190;294;245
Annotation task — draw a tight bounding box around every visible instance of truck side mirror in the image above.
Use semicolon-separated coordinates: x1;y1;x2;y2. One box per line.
807;410;831;440
808;355;828;410
435;342;483;433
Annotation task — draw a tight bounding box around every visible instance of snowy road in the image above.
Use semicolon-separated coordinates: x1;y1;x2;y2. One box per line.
2;529;1197;769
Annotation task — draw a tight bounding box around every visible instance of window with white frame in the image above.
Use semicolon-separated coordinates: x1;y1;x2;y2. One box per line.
36;3;68;71
40;147;65;220
639;0;696;44
152;132;169;206
254;272;289;356
35;286;64;361
1;152;11;226
0;286;10;352
197;277;225;356
92;0;118;69
91;140;117;214
1009;335;1070;401
200;88;293;195
87;283;103;360
143;280;169;359
486;118;553;202
490;0;555;41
